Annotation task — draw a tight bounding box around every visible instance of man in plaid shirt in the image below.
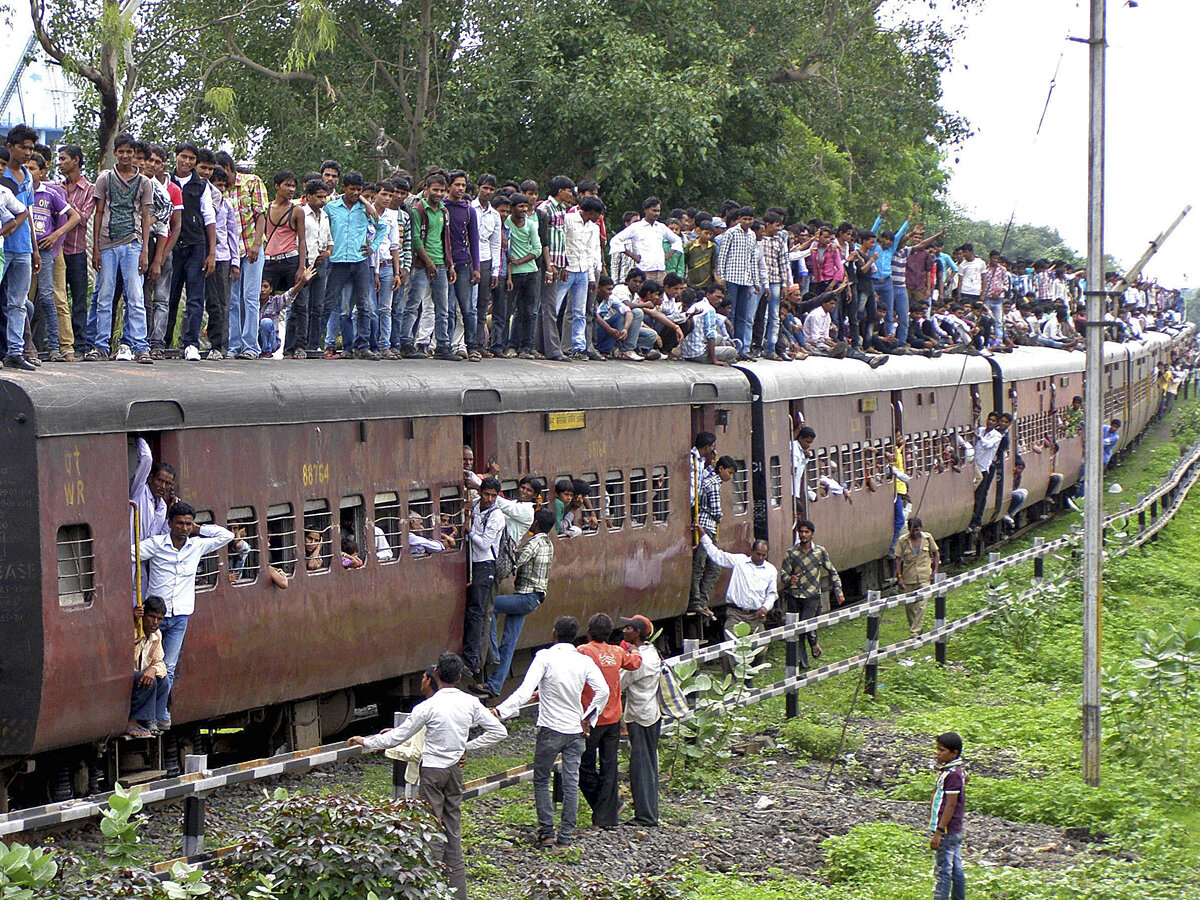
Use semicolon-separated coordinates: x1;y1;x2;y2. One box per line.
780;519;844;667
690;455;735;619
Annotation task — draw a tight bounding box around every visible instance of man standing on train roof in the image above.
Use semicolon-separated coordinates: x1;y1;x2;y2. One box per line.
350;652;507;900
136;501;243;729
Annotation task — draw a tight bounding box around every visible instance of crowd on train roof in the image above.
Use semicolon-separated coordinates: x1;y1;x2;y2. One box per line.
0;122;1187;371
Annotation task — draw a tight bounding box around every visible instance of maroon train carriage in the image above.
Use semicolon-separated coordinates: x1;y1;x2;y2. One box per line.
0;361;751;801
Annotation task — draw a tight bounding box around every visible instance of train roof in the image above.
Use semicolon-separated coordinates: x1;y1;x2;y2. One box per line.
739;353;994;402
0;360;753;437
989;346;1085;381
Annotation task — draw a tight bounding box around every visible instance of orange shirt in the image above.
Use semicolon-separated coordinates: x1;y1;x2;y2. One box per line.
578;641;642;726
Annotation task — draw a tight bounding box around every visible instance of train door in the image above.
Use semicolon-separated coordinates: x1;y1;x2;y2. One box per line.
463;415;499;480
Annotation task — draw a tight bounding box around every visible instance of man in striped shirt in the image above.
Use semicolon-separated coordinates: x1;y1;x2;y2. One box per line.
681;285;737;364
716;207;760;358
690;455;735;619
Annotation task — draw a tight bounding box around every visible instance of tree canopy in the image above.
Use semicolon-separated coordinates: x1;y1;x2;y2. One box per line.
42;0;983;223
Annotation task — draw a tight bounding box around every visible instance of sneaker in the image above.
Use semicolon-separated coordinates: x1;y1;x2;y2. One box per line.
1002;515;1015;527
867;355;888;369
401;346;425;360
207;349;224;360
2;355;37;371
136;350;154;365
621;350;644;361
644;349;662;361
434;348;459;361
183;345;201;361
115;344;134;361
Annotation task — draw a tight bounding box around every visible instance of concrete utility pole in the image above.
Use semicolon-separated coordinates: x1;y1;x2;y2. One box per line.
1081;0;1106;788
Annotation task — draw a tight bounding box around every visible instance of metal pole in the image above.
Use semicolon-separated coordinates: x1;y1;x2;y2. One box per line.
182;754;207;857
933;573;948;666
784;612;799;719
864;590;880;698
1081;0;1106;787
1033;536;1045;581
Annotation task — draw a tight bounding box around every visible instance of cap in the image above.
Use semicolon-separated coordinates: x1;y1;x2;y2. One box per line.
711;217;727;229
617;615;652;637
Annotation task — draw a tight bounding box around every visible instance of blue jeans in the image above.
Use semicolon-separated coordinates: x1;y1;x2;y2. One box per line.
763;282;783;352
533;728;585;844
889;495;907;556
485;591;542;695
259;317;279;354
933;831;965;900
595;308;651;355
380;271;406;349
90;243;149;353
36;253;60;352
401;265;448;349
326;260;375;351
375;265;394;351
728;282;754;354
130;672;170;724
873;278;894;336
229;253;265;355
159;614;189;723
2;251;33;356
452;263;479;351
306;259;330;350
892;282;910;344
556;270;590;352
987;297;1004;340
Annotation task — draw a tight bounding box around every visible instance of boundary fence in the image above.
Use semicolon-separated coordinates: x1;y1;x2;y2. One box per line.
4;433;1200;869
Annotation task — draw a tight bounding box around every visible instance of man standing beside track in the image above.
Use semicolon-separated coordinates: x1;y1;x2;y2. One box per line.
351;652;506;900
780;519;844;669
894;516;939;639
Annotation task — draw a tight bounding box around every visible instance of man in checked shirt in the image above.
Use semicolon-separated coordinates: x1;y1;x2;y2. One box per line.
779;519;845;668
689;455;736;620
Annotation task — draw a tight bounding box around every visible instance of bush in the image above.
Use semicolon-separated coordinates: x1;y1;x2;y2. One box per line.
232;788;454;900
778;720;862;759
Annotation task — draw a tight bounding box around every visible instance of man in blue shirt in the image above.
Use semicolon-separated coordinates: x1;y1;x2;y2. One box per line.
0;124;42;370
870;200;914;341
1102;419;1121;468
324;172;387;359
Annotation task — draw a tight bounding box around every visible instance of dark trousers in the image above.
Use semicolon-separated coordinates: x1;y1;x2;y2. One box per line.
785;594;822;667
651;318;681;354
285;281;311;354
306;259;330;351
462;560;494;674
579;721;621;827
508;272;539;352
419;764;466;900
627;719;661;826
129;672;169;724
204;260;231;353
327;260;374;352
63;251;89;355
689;538;720;609
751;287;768;351
262;257;298;294
474;260;493;349
970;466;996;528
488;272;509;354
169;243;208;348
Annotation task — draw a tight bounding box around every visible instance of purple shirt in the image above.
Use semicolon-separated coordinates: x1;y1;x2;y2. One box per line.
444;198;480;270
213;189;240;264
31;183;71;259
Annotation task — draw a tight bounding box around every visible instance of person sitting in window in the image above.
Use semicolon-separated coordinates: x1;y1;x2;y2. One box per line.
341;535;366;569
409;513;453;556
304;529;327;571
126;596;168;738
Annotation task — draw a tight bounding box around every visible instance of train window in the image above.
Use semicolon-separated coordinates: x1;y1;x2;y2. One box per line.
439;487;465;553
227;506;259;585
605;470;626;529
408;489;436;556
733;459;749;514
630;468;649;527
581;473;601;533
57;523;95;607
500;479;518;497
303;499;333;573
372;492;402;564
266;503;296;577
339;495;366;568
769;456;782;508
651;466;670;522
192;510;220;590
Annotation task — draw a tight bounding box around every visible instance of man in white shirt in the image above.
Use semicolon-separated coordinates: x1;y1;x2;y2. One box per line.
609;196;682;282
618;614;662;827
495;616;608;848
136;501;241;726
969;411;1011;530
791;421;816;521
471;175;502;352
696;531;778;674
560;196;605;360
351;653;507;900
464;477;505;681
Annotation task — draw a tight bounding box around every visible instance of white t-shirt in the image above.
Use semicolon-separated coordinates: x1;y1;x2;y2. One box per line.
959;257;986;295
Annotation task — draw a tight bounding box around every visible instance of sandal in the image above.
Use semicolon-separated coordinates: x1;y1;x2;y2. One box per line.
123;727;154;739
468;351;482;363
150;349;166;360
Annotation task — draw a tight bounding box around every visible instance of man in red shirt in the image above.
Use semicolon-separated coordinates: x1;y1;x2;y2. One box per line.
577;613;641;829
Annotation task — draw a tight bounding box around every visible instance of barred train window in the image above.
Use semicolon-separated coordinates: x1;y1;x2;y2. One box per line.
227;506;259;585
733;460;749;514
303;499;333;572
266;503;297;576
581;473;600;533
373;492;402;563
769;456;782;507
57;524;95;607
439;487;464;553
193;510;219;590
651;466;670;522
606;471;626;529
630;468;648;527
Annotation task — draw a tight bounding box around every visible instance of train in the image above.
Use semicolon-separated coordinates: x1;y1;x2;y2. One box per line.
0;324;1191;806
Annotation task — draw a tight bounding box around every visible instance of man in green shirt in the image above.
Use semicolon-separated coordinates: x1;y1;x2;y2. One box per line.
504;193;542;359
398;173;455;360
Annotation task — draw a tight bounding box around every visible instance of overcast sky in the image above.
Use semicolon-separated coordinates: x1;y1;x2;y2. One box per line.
938;0;1197;287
